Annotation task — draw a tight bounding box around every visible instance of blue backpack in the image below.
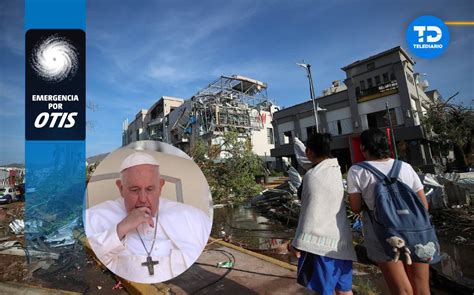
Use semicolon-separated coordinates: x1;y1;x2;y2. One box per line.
356;160;440;264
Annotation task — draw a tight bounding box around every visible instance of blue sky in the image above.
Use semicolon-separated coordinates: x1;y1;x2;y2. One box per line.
1;0;473;164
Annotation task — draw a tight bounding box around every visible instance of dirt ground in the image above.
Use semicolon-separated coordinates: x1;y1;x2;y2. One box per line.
1;201;473;294
0;201;127;294
29;250;128;294
0;202;27;282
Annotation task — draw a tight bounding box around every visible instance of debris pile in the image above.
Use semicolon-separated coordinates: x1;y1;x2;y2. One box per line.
9;219;24;235
438;172;474;207
251;178;300;226
431;207;474;244
0;202;28;282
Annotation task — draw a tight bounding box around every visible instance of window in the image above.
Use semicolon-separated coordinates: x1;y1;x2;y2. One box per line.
366;109;399;129
306;126;316;138
327;118;353;136
283;131;293;144
375;75;381;85
267;128;274;144
367;78;373;88
328;119;342;136
328;121;338;136
136;129;140;141
149;126;156;136
367;62;375;71
383;73;389;83
337;120;342;135
360;80;366;90
406;72;415;85
390;73;396;81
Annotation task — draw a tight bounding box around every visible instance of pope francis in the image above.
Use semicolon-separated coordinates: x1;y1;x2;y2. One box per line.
85;152;212;283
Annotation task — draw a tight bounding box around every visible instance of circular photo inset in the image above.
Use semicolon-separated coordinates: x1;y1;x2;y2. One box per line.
85;142;212;283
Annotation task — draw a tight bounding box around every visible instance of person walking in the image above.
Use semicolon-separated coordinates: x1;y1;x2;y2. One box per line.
292;133;357;295
347;128;436;295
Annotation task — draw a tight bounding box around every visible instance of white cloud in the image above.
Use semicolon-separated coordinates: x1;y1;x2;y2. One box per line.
87;2;258;91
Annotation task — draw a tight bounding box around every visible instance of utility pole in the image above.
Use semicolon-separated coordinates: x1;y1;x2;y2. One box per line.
297;62;319;133
386;102;398;159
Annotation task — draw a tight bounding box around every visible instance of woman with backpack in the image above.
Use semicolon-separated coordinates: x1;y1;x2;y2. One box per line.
347;128;435;295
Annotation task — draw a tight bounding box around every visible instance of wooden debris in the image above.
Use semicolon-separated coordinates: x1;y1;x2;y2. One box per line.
0;282;81;295
0;247;59;260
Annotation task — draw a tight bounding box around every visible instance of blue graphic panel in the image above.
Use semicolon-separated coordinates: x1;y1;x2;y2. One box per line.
25;0;86;30
25;141;85;243
24;0;86;254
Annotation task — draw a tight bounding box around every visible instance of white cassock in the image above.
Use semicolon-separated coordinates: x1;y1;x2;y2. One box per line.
85;197;212;283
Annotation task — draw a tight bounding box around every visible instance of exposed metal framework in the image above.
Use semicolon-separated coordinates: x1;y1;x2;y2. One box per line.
193;75;270;107
170;75;275;142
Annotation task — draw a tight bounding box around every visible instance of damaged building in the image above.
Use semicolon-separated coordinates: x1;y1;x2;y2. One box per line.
122;75;279;168
271;46;443;172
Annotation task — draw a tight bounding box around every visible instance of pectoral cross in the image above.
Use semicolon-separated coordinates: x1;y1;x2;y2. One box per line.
142;255;159;275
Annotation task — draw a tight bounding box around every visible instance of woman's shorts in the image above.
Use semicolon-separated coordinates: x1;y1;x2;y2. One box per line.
361;211;392;263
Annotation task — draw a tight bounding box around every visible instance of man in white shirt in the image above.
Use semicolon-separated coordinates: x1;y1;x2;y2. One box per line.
85;152;212;283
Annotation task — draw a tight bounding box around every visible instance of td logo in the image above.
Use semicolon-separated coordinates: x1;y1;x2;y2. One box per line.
406;16;449;59
413;26;442;43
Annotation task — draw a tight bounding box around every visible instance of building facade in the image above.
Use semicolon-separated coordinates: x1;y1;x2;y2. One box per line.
271;47;439;172
122;96;184;146
122;76;279;168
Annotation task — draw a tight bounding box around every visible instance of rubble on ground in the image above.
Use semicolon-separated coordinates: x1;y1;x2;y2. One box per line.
431;206;474;244
0;202;127;293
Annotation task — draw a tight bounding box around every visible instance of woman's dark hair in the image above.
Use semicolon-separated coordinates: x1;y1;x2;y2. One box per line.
306;133;332;158
360;128;390;159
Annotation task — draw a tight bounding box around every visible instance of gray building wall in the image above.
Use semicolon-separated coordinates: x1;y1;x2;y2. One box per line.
271;46;436;171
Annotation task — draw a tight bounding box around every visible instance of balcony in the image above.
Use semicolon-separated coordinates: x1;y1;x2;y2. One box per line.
357;80;398;103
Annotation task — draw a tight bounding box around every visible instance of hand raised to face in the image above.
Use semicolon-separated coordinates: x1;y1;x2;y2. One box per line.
116;207;154;240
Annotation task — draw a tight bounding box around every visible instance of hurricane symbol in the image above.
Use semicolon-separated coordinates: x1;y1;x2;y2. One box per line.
31;35;79;82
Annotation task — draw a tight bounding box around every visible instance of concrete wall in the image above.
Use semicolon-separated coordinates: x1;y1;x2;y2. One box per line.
326;106;353;136
123;97;185;146
124;109;148;144
277;121;295;144
250;107;276;160
299;115;315;141
162;98;184;117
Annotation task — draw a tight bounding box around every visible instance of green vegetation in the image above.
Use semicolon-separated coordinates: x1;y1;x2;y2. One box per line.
269;170;285;177
190;130;264;204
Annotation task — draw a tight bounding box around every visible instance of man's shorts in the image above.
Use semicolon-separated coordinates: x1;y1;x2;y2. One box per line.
297;251;352;295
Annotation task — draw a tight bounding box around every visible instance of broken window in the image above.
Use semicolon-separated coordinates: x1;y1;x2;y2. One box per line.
375;75;381;85
366;108;399;129
283;131;293;144
306;126;316;138
267;128;274;144
367;78;373;88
